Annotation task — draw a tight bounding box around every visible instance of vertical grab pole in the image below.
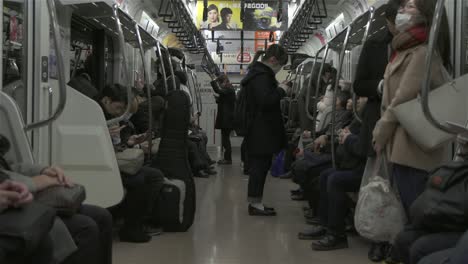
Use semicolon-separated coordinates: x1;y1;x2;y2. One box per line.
164;48;177;90
311;45;330;140
421;0;458;134
352;8;375;123
305;54;319;121
331;26;352;169
135;23;153;159
105;4;133;126
25;0;67;131
155;42;168;95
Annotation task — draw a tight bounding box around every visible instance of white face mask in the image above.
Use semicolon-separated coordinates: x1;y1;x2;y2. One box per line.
395;13;424;32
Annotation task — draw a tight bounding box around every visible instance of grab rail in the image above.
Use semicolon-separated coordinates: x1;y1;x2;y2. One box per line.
155;42;168;95
352;6;376;123
311;45;330;140
135;23;153;159
105;4;133;126
330;26;352;169
421;0;463;134
305;55;319;121
25;0;67;131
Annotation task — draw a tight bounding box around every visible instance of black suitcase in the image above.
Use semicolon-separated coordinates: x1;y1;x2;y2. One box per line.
153;89;196;232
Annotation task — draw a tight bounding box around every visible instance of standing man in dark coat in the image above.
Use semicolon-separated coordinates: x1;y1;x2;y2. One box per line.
242;44;289;216
352;0;399;261
211;74;236;164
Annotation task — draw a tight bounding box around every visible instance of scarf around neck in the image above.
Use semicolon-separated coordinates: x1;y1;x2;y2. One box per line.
390;26;428;63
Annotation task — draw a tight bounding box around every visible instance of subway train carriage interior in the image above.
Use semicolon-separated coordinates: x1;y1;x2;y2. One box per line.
1;0;468;263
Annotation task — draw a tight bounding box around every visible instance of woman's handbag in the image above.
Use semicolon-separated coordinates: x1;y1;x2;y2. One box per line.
354;154;406;242
35;184;86;216
392;68;466;151
115;148;144;175
0;202;56;253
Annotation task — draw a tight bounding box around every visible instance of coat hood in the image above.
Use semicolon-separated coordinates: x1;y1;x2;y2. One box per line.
241;62;276;86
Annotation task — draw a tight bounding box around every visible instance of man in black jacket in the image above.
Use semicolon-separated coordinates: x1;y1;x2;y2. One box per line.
353;1;400;261
243;44;289;216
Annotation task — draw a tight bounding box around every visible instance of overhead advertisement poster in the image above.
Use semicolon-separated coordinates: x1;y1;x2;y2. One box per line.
197;1;243;30
243;1;288;31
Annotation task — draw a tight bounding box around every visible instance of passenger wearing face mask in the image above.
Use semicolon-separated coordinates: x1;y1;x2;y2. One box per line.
373;0;452;219
372;1;452;262
242;44;289;216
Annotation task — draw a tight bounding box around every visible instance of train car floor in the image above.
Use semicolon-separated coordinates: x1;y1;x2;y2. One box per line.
114;148;373;264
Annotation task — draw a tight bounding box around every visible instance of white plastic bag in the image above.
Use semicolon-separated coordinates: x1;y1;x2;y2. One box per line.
354;154;406;242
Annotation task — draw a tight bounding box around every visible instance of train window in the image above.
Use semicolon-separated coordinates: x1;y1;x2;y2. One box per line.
2;0;27;116
70;15;114;92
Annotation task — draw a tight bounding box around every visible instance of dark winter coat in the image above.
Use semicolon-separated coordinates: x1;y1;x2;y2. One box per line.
211;80;235;129
243;62;286;156
353;33;390;157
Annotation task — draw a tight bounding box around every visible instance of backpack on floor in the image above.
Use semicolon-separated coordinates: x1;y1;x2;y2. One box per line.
152;89;195;232
154;178;188;231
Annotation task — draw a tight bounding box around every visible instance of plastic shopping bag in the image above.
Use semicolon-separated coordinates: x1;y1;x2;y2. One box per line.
354;154;406;242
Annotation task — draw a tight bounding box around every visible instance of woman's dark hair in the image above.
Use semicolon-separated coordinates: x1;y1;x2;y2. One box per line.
415;0;451;69
207;4;219;22
250;44;288;68
99;84;129;104
384;0;403;23
220;8;233;21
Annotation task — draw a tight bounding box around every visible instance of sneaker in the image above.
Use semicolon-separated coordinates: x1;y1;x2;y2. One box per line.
311;234;348;251
119;224;152;243
248;205;276;216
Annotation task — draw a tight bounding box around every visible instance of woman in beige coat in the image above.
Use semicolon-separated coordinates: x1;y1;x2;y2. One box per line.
372;0;452;217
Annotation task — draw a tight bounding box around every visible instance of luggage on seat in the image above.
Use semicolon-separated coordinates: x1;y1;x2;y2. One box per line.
153;89;195;232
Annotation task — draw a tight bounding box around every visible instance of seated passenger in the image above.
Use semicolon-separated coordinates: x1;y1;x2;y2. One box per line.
97;84;165;243
418;230;468;264
129;85;166;136
292;97;356;215
0;135;113;264
297;98;368;251
297;63;334;132
0;176;54;264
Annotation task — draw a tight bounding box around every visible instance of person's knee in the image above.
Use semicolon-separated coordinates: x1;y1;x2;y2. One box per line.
66;215;100;247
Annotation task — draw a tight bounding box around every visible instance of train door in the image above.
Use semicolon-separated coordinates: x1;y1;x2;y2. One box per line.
33;2;124;207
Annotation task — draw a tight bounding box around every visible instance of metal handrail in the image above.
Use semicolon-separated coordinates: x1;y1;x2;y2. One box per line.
164;48;177;90
25;0;67;131
311;45;330;140
330;26;352;169
155;42;168;95
421;0;460;134
352;7;375;124
187;69;197;113
135;23;153;159
191;70;203;114
305;55;319;121
105;4;133;126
